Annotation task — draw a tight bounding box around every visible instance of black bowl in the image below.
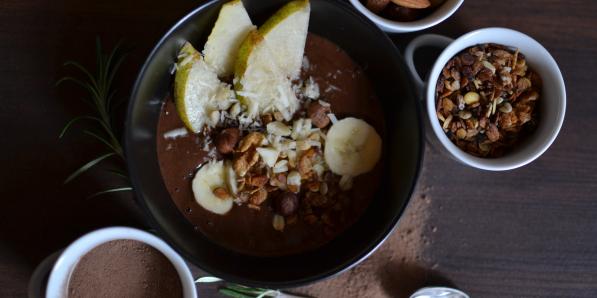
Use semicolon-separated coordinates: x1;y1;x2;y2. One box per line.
125;0;423;287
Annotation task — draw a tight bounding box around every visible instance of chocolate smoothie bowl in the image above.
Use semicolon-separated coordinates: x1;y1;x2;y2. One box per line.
126;0;422;287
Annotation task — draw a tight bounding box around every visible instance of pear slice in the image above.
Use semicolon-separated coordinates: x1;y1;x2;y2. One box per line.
259;0;310;79
234;30;299;120
192;160;234;215
203;0;256;78
174;42;235;133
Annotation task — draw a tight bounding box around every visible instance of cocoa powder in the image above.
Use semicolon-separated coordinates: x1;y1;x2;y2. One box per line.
67;240;183;298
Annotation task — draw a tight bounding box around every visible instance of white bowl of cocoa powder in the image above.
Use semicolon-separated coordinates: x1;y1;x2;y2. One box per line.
44;227;197;298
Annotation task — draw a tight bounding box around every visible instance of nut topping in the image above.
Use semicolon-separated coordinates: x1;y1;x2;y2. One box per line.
435;43;541;157
215;127;240;154
237;132;265;153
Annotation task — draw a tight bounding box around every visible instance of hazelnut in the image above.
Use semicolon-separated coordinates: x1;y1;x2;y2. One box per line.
215;128;240;154
307;102;331;128
274;192;299;216
365;0;389;13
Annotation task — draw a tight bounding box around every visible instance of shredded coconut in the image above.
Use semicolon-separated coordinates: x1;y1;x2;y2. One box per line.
163;127;188;139
301;56;310;71
325;85;341;93
327;113;338;124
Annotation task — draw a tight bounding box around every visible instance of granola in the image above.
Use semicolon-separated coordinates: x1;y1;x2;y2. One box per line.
435;43;541;157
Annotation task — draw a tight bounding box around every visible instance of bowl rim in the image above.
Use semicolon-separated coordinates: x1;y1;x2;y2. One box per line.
348;0;464;32
125;0;424;287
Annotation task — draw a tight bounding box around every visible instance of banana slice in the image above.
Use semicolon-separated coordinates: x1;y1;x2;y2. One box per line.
324;117;382;177
191;160;234;215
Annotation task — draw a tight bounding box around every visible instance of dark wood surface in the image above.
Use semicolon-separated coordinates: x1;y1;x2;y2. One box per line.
1;0;596;297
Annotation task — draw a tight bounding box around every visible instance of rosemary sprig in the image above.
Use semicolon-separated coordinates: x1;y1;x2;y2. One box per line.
195;276;311;298
57;38;131;197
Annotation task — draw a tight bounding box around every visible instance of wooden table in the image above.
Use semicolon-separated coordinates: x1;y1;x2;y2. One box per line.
2;0;596;297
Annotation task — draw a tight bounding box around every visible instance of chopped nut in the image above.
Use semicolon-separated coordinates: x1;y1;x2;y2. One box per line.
229;102;241;117
270;172;287;189
463;91;480;105
247;175;268;187
272;214;285;231
486;123;500;142
458;110;472;119
249;188;268;205
298;152;313;177
339;175;353;191
233;149;259;177
305;181;321;192
273;111;284;122
215;128;240;154
436;43;540;157
238;132;265;152
267;121;292;136
499;102;513;113
287;171;301;193
456;128;467;139
273;159;289;173
213;187;232;200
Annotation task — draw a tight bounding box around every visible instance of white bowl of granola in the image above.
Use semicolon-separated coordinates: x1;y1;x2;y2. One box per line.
404;27;566;170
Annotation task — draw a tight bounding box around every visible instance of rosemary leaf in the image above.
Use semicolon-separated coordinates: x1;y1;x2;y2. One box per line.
63;152;115;184
224;284;270;296
59;116;97;138
219;288;255;298
105;168;129;180
255;290;280;298
83;130;122;157
63;60;100;91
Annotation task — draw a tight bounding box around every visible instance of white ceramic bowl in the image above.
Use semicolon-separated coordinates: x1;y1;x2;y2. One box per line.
349;0;463;33
45;227;197;298
404;27;566;170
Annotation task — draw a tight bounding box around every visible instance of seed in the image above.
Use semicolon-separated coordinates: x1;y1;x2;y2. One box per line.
499;102;513;113
482;60;496;73
458;110;472;119
442;115;453;130
496;97;504;105
491;98;498;115
464;92;480;105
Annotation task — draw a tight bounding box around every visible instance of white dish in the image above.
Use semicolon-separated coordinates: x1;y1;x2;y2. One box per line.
404;27;566;171
349;0;463;33
45;227;197;298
